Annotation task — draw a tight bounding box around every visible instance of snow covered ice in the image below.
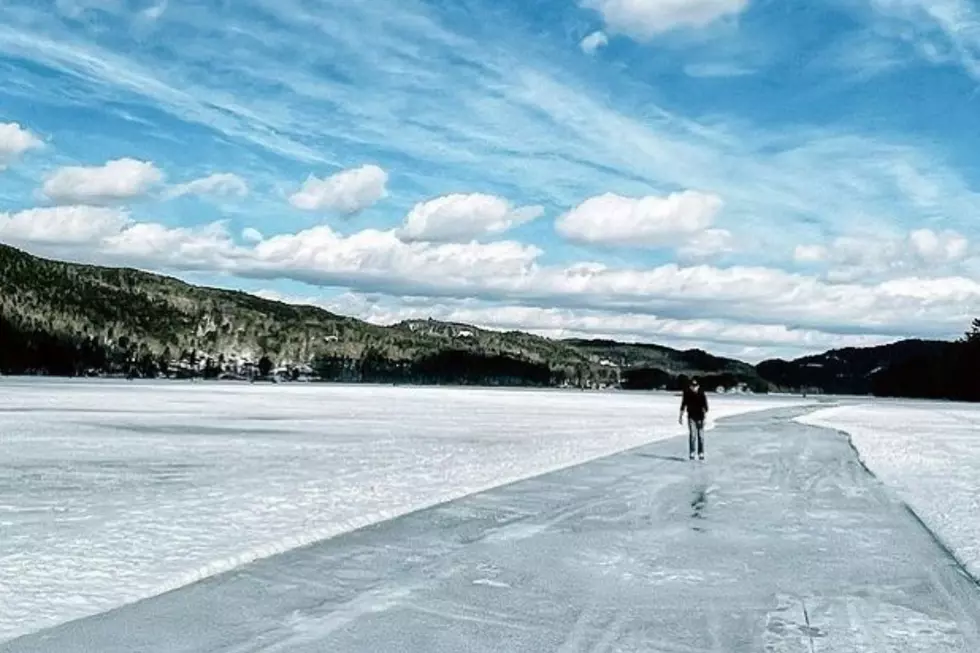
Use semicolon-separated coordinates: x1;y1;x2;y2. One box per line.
0;378;801;642
799;400;980;581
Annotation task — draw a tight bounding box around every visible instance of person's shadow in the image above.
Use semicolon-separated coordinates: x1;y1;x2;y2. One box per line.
634;453;689;463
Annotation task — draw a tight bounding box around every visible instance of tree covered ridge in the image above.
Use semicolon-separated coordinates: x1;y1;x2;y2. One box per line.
0;243;765;389
869;320;980;402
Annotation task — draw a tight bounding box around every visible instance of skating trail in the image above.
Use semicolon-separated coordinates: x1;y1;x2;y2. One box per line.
6;407;980;652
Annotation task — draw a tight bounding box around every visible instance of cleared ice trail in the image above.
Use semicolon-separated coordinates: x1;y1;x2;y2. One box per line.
0;379;804;642
797;402;980;583
5;406;979;653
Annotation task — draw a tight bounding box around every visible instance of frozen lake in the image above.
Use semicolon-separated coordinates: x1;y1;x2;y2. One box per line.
799;402;980;581
0;379;806;642
5;402;979;652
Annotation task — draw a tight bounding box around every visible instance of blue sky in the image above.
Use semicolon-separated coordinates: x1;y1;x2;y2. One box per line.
2;0;980;361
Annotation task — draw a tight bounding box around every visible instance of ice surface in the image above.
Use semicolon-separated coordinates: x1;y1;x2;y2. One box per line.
798;401;980;581
0;378;803;642
5;406;978;652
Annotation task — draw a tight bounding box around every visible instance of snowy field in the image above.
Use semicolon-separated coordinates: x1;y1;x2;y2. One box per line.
0;379;804;642
798;402;980;581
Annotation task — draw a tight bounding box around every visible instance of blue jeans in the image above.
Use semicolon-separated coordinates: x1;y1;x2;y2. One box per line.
688;417;705;457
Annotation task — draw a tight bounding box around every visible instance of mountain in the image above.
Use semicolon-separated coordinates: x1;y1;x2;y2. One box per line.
756;340;957;396
0;243;765;390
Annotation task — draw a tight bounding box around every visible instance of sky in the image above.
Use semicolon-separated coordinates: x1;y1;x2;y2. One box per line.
2;0;980;362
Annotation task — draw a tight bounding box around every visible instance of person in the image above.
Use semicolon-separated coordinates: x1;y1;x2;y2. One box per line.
679;377;708;461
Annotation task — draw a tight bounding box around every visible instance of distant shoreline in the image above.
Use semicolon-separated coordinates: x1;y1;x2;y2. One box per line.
0;373;813;399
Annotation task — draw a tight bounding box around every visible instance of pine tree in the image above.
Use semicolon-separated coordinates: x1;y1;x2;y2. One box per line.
965;318;980;343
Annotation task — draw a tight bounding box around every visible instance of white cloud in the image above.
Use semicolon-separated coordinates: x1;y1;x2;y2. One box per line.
580;31;609;55
241;227;264;244
909;228;968;262
398;193;544;243
0;122;43;169
254;291;904;361
556;190;724;249
252;226;540;287
4;0;979;262
41;158;164;205
677;228;734;260
582;0;750;40
0;205;234;271
289;165;388;214
865;0;980;79
0;206;130;245
141;0;168;21
102;221;235;269
8;215;980;343
797;228;971;281
683;62;754;78
794;244;828;263
165;173;248;200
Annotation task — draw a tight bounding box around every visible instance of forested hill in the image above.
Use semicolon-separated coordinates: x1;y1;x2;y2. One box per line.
757;328;980;402
0;243;767;390
756;340;954;395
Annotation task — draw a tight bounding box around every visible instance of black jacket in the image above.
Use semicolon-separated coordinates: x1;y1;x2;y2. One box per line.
681;386;708;420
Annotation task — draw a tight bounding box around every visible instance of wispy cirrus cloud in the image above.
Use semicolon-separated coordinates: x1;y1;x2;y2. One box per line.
1;0;976;253
854;0;980;79
683;61;754;78
581;0;750;40
165;173;248;200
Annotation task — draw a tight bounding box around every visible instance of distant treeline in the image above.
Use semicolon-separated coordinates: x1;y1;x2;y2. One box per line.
311;349;554;386
0;315;558;387
620;367;769;393
870;321;980;402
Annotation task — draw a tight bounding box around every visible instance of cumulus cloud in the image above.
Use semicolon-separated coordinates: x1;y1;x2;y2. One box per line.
0;122;43;169
0;205;234;271
796;228;970;280
252;290;904;361
556;190;724;250
580;31;609;55
909;228;968;262
41;158;164;205
289;164;388;214
398;193;544;243
582;0;750;40
165;173;248;200
0;206;130;245
252;226;540;288
102;221;235;269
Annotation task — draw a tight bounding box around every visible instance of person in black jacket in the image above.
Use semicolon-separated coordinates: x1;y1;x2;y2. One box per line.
679;377;709;460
